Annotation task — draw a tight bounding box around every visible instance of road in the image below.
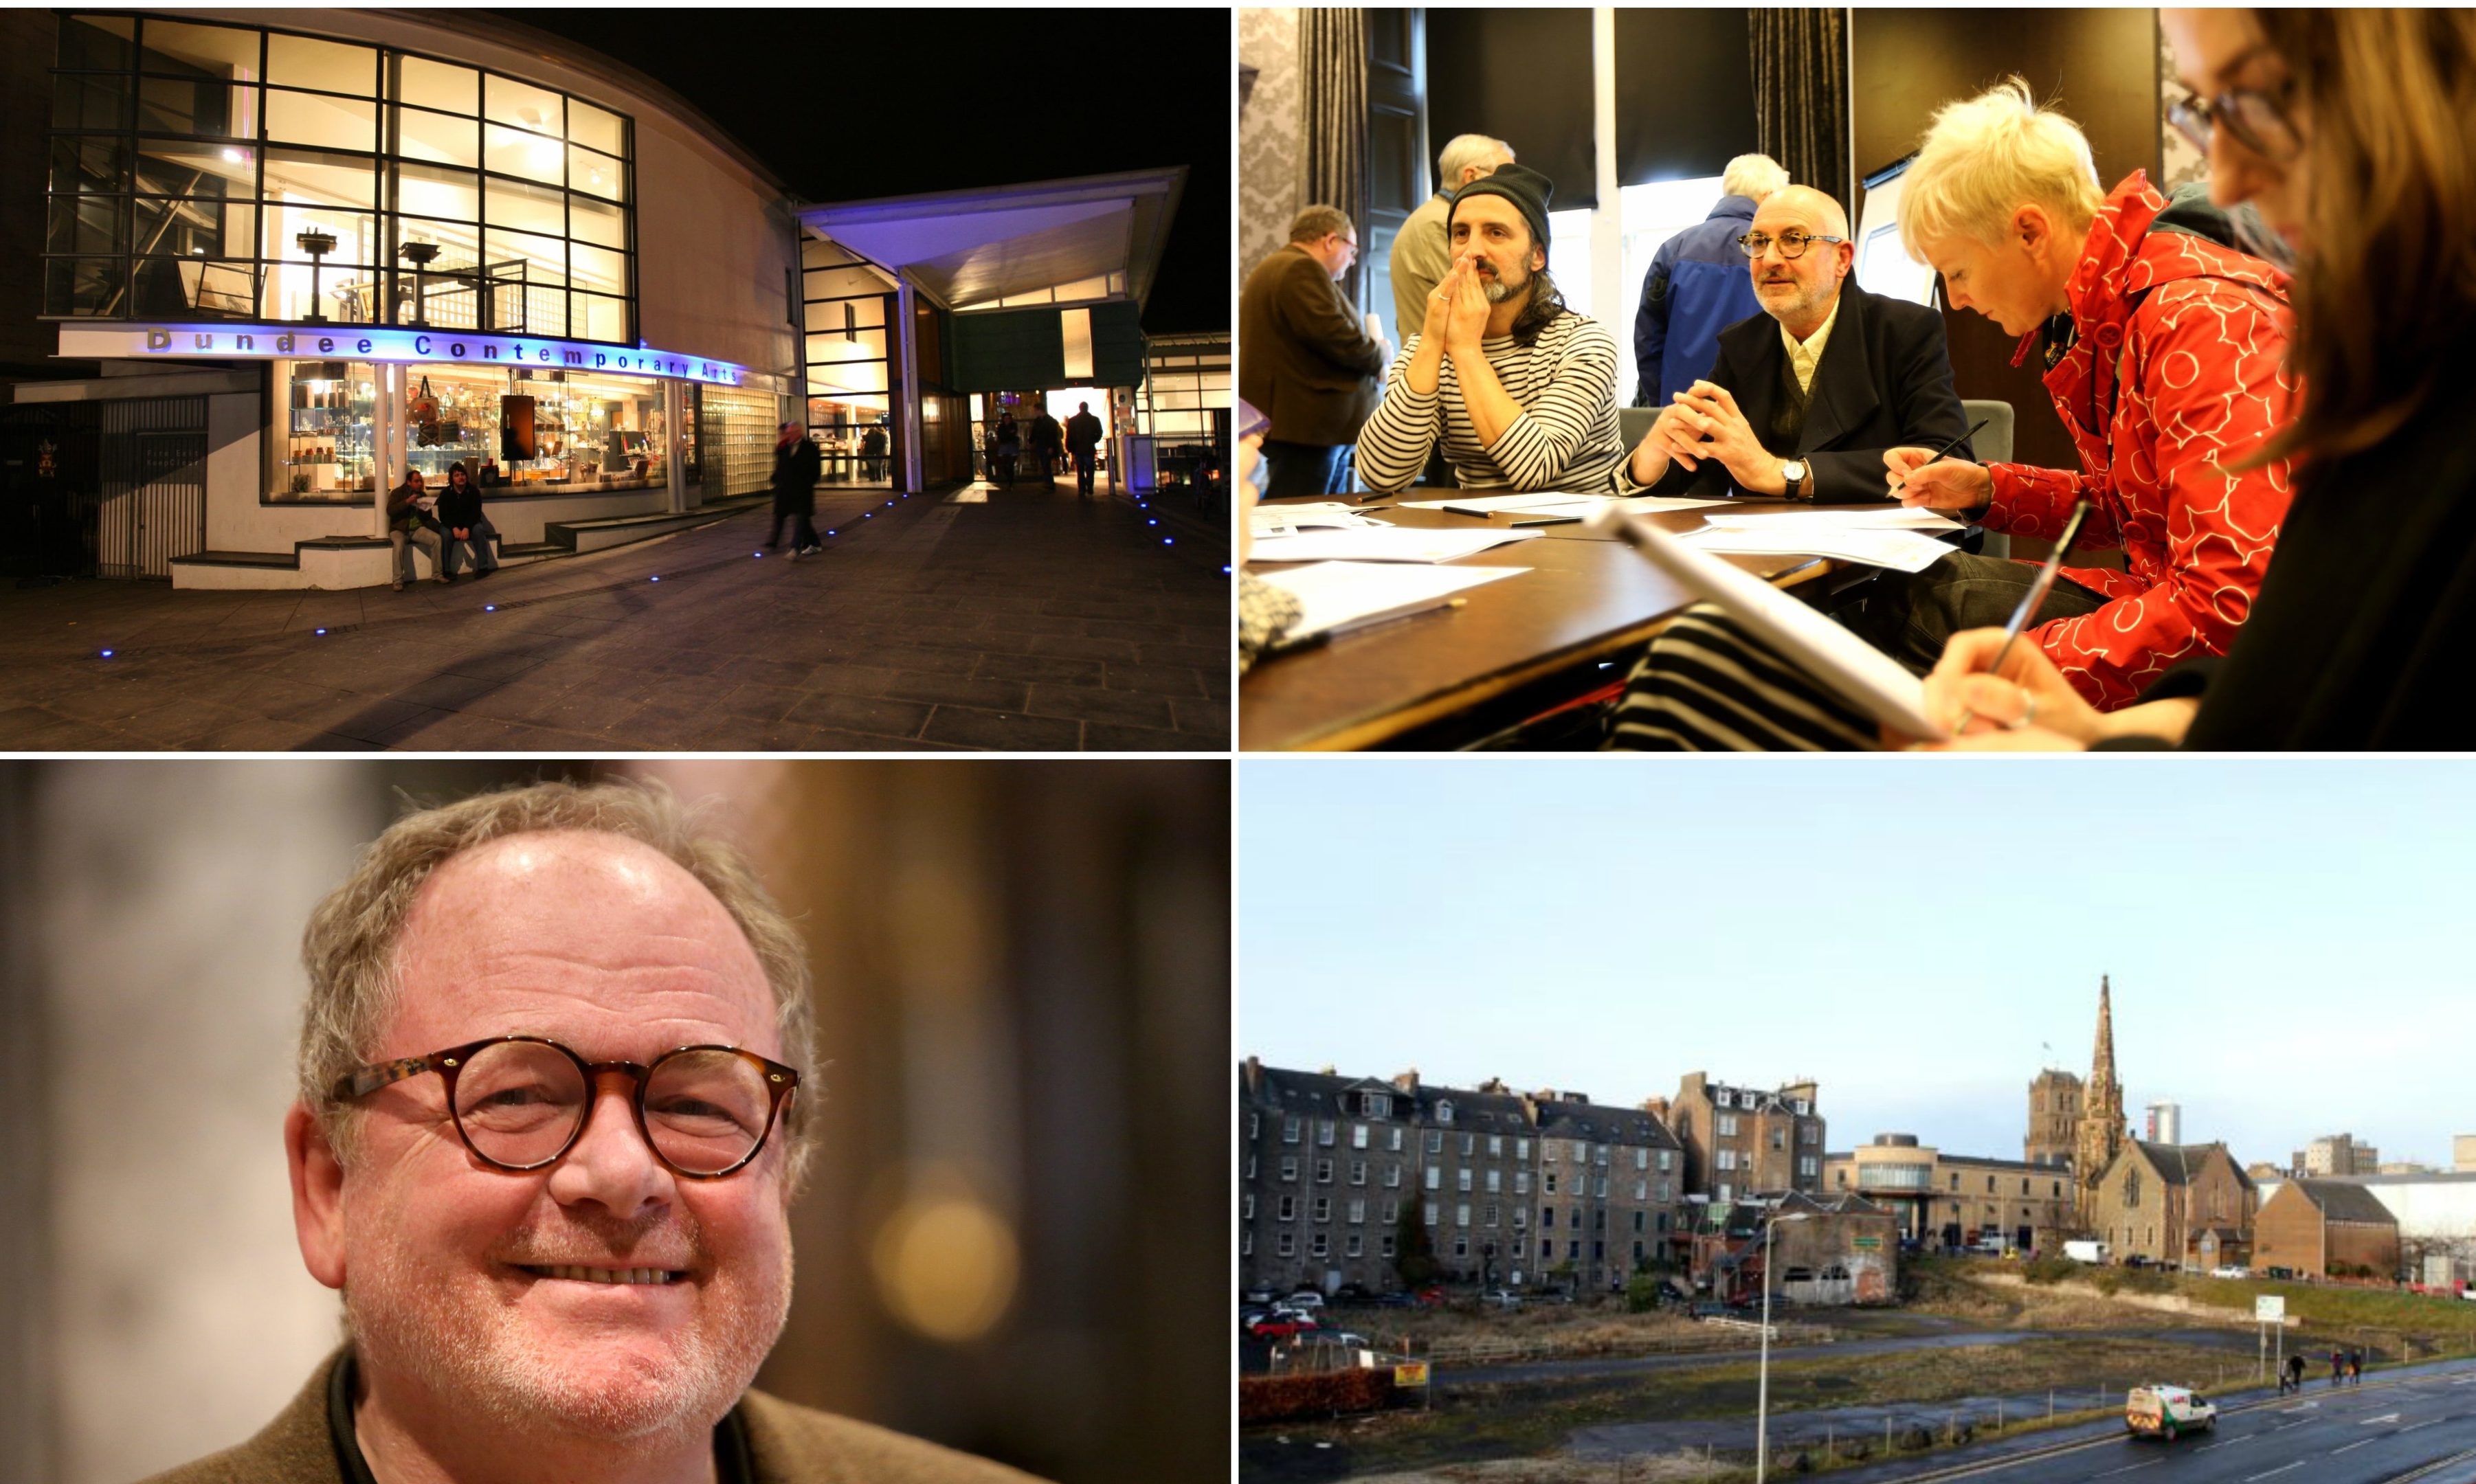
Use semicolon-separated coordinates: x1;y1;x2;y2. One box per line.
1828;1360;2476;1484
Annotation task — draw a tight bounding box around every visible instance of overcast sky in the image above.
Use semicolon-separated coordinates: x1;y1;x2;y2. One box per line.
1238;758;2473;1172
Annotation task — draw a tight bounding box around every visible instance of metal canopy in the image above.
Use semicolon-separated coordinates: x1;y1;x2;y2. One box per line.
797;167;1187;312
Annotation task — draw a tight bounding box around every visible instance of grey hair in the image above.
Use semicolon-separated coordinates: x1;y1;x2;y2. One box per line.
1721;153;1792;203
1437;133;1515;190
1287;204;1355;245
298;778;819;1193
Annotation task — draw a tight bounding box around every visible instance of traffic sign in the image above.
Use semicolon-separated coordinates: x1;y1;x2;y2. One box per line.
2257;1295;2286;1322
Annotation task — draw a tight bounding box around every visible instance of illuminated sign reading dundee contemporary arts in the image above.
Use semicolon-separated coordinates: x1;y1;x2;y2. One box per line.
54;324;748;387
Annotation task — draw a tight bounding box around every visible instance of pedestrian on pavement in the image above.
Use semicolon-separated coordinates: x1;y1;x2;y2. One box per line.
767;422;822;557
1064;401;1104;499
1030;408;1064;483
2350;1349;2363;1385
384;469;447;591
994;413;1020;486
862;421;889;482
2331;1349;2345;1387
1238;204;1389;498
436;460;498;581
2284;1353;2305;1393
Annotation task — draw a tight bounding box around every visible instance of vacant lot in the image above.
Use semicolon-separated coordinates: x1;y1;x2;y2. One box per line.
1318;1301;1831;1364
1243;1331;2231;1483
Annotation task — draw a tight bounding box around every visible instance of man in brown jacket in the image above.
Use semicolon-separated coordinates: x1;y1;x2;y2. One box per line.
1239;205;1390;498
142;780;1043;1484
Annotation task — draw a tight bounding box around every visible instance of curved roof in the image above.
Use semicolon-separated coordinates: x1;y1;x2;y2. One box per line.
799;168;1188;312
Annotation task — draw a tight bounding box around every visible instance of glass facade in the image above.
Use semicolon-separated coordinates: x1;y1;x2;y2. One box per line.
44;13;636;344
799;238;895;487
401;366;669;491
1135;334;1230;441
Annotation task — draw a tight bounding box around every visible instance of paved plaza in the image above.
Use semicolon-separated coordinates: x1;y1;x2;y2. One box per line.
0;477;1228;751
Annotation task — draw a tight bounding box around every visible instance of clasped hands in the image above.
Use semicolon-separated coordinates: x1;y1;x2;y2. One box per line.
1626;381;1778;493
1418;247;1502;357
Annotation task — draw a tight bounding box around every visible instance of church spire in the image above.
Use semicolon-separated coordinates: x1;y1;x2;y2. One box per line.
2090;974;2117;1098
2073;975;2128;1219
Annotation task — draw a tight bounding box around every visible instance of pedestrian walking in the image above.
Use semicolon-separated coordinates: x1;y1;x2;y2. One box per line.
2331;1349;2345;1388
2284;1353;2305;1394
994;412;1020;487
767;422;821;556
1030;409;1063;484
1064;401;1104;500
2350;1349;2363;1386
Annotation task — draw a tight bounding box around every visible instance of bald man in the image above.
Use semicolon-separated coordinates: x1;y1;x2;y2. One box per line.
1618;186;1971;503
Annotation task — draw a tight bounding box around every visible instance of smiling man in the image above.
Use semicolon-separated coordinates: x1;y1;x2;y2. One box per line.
145;780;1039;1484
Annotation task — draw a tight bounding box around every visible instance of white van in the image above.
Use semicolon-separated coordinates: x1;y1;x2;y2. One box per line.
2126;1385;2217;1440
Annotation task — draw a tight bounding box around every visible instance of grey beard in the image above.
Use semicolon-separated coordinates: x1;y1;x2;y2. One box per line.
1481;276;1513;304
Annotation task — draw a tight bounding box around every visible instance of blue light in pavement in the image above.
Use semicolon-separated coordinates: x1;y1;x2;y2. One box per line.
1148;519;1157;526
100;649;113;657
1223;565;1231;574
1163;537;1174;546
484;605;496;611
754;551;763;557
650;575;660;581
315;628;327;635
827;530;836;535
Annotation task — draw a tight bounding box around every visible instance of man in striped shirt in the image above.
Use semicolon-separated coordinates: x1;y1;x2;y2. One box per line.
1356;164;1625;495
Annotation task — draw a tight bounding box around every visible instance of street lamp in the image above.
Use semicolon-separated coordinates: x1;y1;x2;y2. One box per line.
1756;1207;1812;1484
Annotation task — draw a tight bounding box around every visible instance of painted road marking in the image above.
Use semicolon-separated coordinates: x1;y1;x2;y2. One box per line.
2244;1462;2306;1481
2333;1437;2380;1454
2090;1460;2165;1477
2361;1413;2401;1426
2398;1417;2444;1433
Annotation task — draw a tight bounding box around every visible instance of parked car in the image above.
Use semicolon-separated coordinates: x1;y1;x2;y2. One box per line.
1246;1314;1317;1340
1374;1290;1418;1308
2264;1266;2295;1280
1482;1288;1523;1309
1332;1282;1378;1306
1688;1301;1733;1320
2126;1385;2217;1440
2210;1264;2251;1279
1241;1286;1275;1307
1284;1290;1325;1311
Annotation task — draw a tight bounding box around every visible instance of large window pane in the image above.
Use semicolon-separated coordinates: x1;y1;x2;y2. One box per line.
804;265;884;301
808;359;890;395
567;144;624;202
484;73;564;135
267;89;377;151
263;205;376;267
397;163;478;223
46;194;124;256
568;242;625;295
394;106;478;169
135;138;254;198
54;72;131;131
137;20;260;82
805;327;889;365
267;33;374;95
44;258;128;317
134;196;256;258
137;76;257;137
803;293;885;333
57;14;135;71
392;54;475;113
261;147;376;208
568;194;625;249
51;134;129;194
133;255;257;318
482;124;563;185
483;229;566;286
482;177;565;236
568;99;623;156
570;291;627;344
391;216;481;270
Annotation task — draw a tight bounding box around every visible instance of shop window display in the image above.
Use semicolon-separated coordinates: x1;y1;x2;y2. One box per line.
403;367;667;493
278;359;377;497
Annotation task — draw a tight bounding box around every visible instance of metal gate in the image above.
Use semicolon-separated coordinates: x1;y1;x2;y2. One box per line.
98;396;207;579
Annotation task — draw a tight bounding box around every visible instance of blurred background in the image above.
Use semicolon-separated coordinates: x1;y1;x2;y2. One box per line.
0;759;1227;1484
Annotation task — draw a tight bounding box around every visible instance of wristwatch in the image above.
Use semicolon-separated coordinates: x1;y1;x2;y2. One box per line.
1781;459;1809;501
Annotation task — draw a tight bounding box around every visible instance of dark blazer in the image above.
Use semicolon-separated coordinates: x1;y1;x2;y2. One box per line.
436;478;485;530
1238;244;1385;447
1640;278;1972;504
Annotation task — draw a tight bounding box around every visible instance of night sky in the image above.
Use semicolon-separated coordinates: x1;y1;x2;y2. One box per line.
491;8;1230;337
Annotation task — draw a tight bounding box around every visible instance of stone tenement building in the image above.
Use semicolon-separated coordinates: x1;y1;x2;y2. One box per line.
1653;1070;1827;1202
1824;1134;2079;1252
1237;1059;1688;1295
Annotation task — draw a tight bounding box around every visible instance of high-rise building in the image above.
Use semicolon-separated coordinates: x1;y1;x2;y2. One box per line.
2144;1102;2183;1145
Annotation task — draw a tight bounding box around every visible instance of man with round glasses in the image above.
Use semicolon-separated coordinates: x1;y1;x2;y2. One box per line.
1618;183;1974;504
145;779;1038;1483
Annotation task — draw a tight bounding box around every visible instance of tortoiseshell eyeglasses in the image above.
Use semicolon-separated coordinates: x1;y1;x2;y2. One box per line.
333;1035;799;1180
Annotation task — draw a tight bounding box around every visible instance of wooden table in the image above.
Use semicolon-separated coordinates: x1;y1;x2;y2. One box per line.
1241;491;1842;751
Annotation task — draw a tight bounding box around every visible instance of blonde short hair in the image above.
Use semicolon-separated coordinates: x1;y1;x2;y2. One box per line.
298;778;819;1191
1899;76;2104;262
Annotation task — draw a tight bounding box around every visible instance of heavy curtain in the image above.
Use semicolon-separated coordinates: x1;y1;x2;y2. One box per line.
1299;7;1369;313
1751;8;1851;211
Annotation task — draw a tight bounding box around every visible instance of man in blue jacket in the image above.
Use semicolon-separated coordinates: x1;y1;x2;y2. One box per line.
1633;153;1788;408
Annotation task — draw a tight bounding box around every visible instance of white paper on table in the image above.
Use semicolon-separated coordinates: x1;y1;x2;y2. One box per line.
1586;506;1944;739
1247;525;1545;563
1682;525;1958;575
1700;507;1963;532
1257;561;1528;641
1249;502;1384;535
1399;491;1606;513
1613;494;1740;514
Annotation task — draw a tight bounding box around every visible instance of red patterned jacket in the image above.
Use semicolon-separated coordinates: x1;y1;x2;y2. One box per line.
1984;172;2296;710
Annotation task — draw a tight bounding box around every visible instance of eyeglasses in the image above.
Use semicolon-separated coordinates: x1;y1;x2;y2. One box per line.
2167;82;2302;165
333;1035;800;1180
1737;230;1847;260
